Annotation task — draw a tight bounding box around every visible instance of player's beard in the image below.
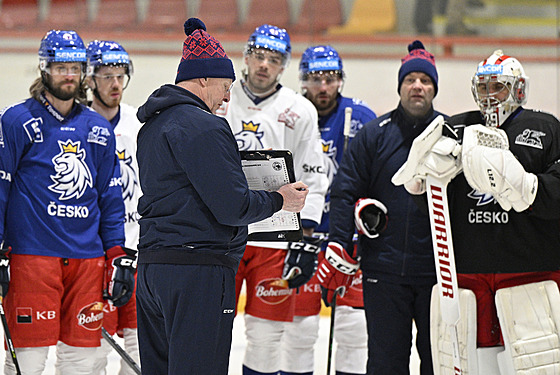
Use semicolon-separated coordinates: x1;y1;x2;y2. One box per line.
46;77;80;101
102;90;122;109
311;92;337;113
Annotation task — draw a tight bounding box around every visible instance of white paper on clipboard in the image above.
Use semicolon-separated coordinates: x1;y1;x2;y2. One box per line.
240;150;303;241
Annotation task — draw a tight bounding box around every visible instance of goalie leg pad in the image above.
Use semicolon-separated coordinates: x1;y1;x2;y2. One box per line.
495;280;560;374
430;285;480;374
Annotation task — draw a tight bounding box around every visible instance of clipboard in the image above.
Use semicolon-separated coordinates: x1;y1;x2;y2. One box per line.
240;150;303;242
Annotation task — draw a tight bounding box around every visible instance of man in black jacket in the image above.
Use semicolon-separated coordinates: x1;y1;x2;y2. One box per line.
135;18;308;375
319;40;445;375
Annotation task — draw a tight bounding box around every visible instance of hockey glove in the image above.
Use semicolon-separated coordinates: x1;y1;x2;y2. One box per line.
354;198;388;238
392;116;462;194
462;125;538;212
104;246;137;307
0;243;10;298
282;236;322;289
317;242;359;307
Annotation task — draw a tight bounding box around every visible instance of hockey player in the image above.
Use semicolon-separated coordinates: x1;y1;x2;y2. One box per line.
397;50;560;374
135;18;308;375
0;30;134;374
219;24;329;375
86;40;141;375
323;41;445;374
280;45;377;375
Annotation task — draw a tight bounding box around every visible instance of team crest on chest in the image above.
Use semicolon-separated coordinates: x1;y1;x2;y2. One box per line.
117;149;139;201
48;139;93;200
467;189;496;206
235;121;264;150
515;129;545;149
87;126;111;146
278;108;300;129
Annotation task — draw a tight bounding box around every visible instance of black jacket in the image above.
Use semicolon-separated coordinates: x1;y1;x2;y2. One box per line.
329;104;446;284
136;84;282;269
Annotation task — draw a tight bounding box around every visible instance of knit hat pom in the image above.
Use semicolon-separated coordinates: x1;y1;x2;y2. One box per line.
184;18;206;36
176;18;235;84
408;40;425;52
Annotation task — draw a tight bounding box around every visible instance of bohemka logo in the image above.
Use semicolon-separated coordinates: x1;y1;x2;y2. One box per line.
255;278;292;305
77;302;104;331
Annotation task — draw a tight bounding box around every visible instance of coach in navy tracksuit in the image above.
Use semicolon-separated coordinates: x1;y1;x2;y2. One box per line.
135;18;308;375
327;41;445;375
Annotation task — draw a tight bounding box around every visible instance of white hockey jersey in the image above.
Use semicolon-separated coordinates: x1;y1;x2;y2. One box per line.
220;81;328;238
113;103;142;249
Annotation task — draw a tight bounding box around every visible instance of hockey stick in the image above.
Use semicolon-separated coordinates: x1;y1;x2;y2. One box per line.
0;287;21;375
324;107;353;375
392;116;463;373
343;107;353;153
426;175;462;375
326;289;340;375
102;327;142;375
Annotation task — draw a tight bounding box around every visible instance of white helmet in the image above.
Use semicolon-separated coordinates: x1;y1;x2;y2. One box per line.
471;50;529;127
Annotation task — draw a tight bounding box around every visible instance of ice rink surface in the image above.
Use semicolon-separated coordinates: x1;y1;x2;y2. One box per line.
0;313;421;374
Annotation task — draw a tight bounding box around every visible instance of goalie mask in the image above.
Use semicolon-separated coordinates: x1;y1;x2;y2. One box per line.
354;198;388;239
471;50;528;127
299;45;344;95
86;40;133;89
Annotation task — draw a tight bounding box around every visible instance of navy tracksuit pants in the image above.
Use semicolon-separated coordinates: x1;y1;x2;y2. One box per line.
136;263;236;375
362;276;435;375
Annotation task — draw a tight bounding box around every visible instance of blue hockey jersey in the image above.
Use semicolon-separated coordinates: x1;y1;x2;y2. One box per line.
0;97;125;258
316;95;376;234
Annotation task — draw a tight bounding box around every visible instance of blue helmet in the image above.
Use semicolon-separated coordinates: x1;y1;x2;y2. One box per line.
299;45;343;80
38;30;86;72
86;40;133;76
245;24;291;64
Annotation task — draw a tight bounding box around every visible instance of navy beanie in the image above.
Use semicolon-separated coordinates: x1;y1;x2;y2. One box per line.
397;40;438;96
175;18;236;84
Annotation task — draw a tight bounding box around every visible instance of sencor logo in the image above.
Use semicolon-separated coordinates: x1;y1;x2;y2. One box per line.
55;50;87;62
477;64;503;75
309;59;340;71
255;36;287;53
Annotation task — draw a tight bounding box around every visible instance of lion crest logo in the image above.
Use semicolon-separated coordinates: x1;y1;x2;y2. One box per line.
322;140;338;184
48;140;93;200
235;121;264;150
117;149;139;201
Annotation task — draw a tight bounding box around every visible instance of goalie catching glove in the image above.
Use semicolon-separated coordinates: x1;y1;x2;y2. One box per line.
354;198;388;238
392;115;462;194
282;236;322;289
0;243;10;297
317;242;359;306
104;246;137;307
462;125;538;212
